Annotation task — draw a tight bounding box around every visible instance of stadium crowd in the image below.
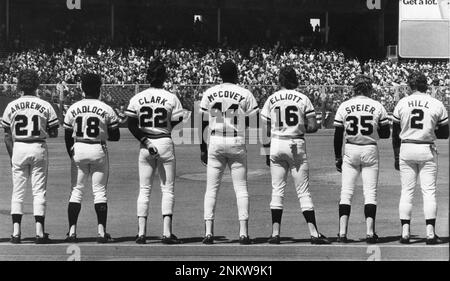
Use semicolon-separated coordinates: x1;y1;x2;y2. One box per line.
0;46;449;114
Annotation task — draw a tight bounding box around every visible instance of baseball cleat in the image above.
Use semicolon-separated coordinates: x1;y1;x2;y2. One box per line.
35;233;51;244
311;233;331;245
268;235;280;244
426;235;443;245
366;233;379;244
162;234;181;244
135;235;146;244
399;236;410;244
239;235;251;245
97;233;114;244
65;233;78;243
10;235;21;244
202;234;214;244
336;234;348;243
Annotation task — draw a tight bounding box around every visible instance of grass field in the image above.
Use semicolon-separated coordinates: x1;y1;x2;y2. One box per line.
0;128;448;261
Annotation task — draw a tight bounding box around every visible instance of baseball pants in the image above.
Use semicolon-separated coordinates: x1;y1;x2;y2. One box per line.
204;135;249;221
269;138;314;211
11;142;48;216
340;144;379;205
399;143;438;220
69;142;109;204
137;137;176;217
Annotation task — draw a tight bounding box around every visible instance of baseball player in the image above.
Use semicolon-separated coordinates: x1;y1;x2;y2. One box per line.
2;69;59;244
392;72;449;245
63;73;120;243
333;75;391;244
261;66;330;245
126;60;184;244
200;60;259;245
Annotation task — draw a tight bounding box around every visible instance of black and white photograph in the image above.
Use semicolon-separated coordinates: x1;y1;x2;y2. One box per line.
0;0;448;268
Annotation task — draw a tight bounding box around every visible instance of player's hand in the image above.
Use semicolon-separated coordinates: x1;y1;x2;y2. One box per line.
201;151;208;166
394;157;400;171
335;157;343;173
266;155;271;167
143;138;159;159
70;146;75;158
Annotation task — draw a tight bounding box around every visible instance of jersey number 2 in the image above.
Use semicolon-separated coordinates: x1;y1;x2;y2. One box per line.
410;109;424;129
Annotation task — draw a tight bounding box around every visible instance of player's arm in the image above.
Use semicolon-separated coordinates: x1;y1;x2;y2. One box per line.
435;107;449;139
260;102;271;167
377;106;391;139
435;123;449;139
47;117;60;138
200;112;209;165
107;127;120;142
333;118;344;173
304;98;318;133
4;127;13;159
64;129;75;158
171;96;185;129
392;122;401;171
127;117;158;156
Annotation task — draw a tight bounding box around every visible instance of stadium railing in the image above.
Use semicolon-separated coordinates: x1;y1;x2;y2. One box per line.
1;83;449;115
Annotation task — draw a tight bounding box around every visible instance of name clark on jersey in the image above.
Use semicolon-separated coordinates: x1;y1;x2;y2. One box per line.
138;96;168;106
10;101;48;114
70;105;108;119
207;91;246;103
407;99;429;109
345;104;376;114
269;92;303;105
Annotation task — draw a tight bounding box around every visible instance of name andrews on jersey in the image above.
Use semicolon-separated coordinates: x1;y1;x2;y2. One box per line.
9;101;48;114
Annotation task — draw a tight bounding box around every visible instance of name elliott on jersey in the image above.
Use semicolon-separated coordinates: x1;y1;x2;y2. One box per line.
269;92;303;105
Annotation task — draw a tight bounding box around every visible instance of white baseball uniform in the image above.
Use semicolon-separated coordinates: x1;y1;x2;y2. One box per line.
125;88;184;217
333;96;390;205
261;89;316;211
63;99;119;204
392;92;448;220
1;95;59;216
200;83;259;221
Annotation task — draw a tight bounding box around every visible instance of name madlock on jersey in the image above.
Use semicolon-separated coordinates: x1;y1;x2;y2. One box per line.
261;89;315;138
333;96;389;145
392;92;448;143
1;96;59;141
200;83;259;137
63;99;119;142
125;88;184;137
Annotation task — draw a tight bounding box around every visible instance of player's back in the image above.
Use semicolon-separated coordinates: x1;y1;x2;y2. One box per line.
261;89;315;138
65;99;117;142
200;83;258;137
334;96;389;145
127;88;183;137
393;92;448;143
2;95;59;141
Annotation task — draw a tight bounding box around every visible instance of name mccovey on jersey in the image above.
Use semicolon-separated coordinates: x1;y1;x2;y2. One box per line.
206;91;246;103
9;101;48;114
69;105;108;119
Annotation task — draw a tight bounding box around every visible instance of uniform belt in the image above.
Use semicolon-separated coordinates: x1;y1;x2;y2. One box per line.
75;139;105;145
14;139;46;143
211;130;238;137
144;133;172;140
401;140;434;145
272;135;305;140
346;140;377;146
